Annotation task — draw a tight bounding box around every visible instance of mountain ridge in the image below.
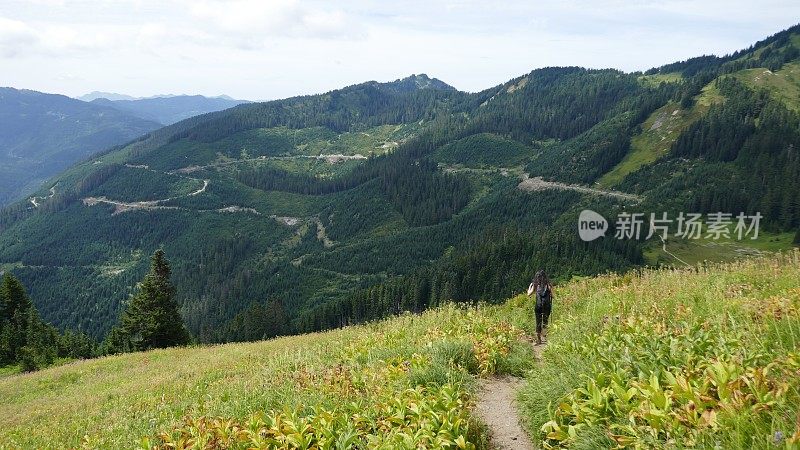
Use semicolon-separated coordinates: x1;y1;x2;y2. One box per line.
0;87;161;206
86;94;250;125
0;25;799;343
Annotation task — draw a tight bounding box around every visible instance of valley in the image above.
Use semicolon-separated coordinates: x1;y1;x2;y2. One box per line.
0;88;161;206
4;27;800;343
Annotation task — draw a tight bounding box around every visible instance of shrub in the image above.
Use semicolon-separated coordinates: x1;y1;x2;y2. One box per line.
431;340;480;374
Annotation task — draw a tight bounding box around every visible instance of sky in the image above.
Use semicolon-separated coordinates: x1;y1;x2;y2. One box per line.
1;0;799;101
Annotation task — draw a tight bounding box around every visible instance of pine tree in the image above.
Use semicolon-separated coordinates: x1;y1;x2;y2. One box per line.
105;249;191;353
0;274;62;370
19;308;57;372
0;274;34;364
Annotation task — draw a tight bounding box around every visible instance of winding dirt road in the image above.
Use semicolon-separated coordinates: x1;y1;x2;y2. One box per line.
29;183;57;208
518;174;641;203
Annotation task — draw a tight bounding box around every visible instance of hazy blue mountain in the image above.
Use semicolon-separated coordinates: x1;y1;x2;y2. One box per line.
79;91;138;102
0;87;160;206
88;95;250;125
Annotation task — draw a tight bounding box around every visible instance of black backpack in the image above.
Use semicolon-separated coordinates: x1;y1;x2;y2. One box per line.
536;283;551;306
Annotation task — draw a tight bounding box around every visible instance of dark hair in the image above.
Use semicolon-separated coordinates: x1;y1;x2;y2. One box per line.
534;270;550;287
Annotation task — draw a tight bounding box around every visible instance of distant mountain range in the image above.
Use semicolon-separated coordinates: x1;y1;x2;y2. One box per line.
0;89;251;207
79;93;250;125
2;24;800;345
79;92;139;102
0;87;161;206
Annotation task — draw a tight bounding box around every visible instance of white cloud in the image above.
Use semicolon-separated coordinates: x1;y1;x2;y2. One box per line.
188;0;365;41
0;17;39;57
0;1;797;99
0;15;119;57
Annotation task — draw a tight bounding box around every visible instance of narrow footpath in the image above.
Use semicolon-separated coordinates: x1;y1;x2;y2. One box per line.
475;339;543;449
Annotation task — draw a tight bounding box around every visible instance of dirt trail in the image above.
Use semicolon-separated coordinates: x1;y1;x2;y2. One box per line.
657;235;691;267
82;177;209;214
518;174;641;203
476;376;535;449
476;338;543;449
189;179;209;196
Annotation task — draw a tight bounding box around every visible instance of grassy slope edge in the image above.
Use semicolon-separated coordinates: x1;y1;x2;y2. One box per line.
1;253;799;449
0;304;535;449
522;251;800;449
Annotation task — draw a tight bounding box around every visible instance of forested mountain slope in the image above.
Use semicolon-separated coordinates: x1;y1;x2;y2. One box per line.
1;25;800;344
0;88;160;206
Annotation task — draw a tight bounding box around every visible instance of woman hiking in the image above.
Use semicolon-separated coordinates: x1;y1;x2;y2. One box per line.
527;270;553;345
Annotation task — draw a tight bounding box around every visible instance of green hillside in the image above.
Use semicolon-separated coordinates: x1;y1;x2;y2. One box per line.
598;83;724;187
2;26;800;349
734;62;800;112
0;72;649;341
432;133;533;167
523;252;800;449
0;88;160;206
1;253;798;448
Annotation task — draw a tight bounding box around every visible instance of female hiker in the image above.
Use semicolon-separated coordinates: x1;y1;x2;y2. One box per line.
527;270;553;345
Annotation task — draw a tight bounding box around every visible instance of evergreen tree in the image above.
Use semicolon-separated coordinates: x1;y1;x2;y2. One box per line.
57;330;96;360
214;299;289;343
19;308;57;372
0;273;71;371
0;274;34;364
104;250;191;353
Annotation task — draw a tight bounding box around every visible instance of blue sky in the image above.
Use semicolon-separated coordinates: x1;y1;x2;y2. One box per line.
1;0;799;100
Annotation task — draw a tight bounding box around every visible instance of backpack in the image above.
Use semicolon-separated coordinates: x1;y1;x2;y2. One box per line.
536;284;551;308
536;283;550;299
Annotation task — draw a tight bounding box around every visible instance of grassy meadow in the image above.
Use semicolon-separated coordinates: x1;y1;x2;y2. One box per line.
735;62;800;113
1;252;799;448
0;305;534;449
643;231;796;266
521;251;800;449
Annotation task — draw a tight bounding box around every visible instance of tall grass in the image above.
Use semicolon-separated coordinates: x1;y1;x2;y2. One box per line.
519;251;800;449
1;253;797;448
0;305;530;449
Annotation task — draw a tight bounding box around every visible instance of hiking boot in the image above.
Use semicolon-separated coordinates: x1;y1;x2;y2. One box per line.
536;332;542;345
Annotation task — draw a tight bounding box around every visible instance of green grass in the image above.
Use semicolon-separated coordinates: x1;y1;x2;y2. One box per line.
520;252;800;449
643;228;796;266
735;62;800;112
2;253;799;448
299;124;416;157
0;364;21;378
637;72;683;87
598;83;724;188
0;304;531;449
